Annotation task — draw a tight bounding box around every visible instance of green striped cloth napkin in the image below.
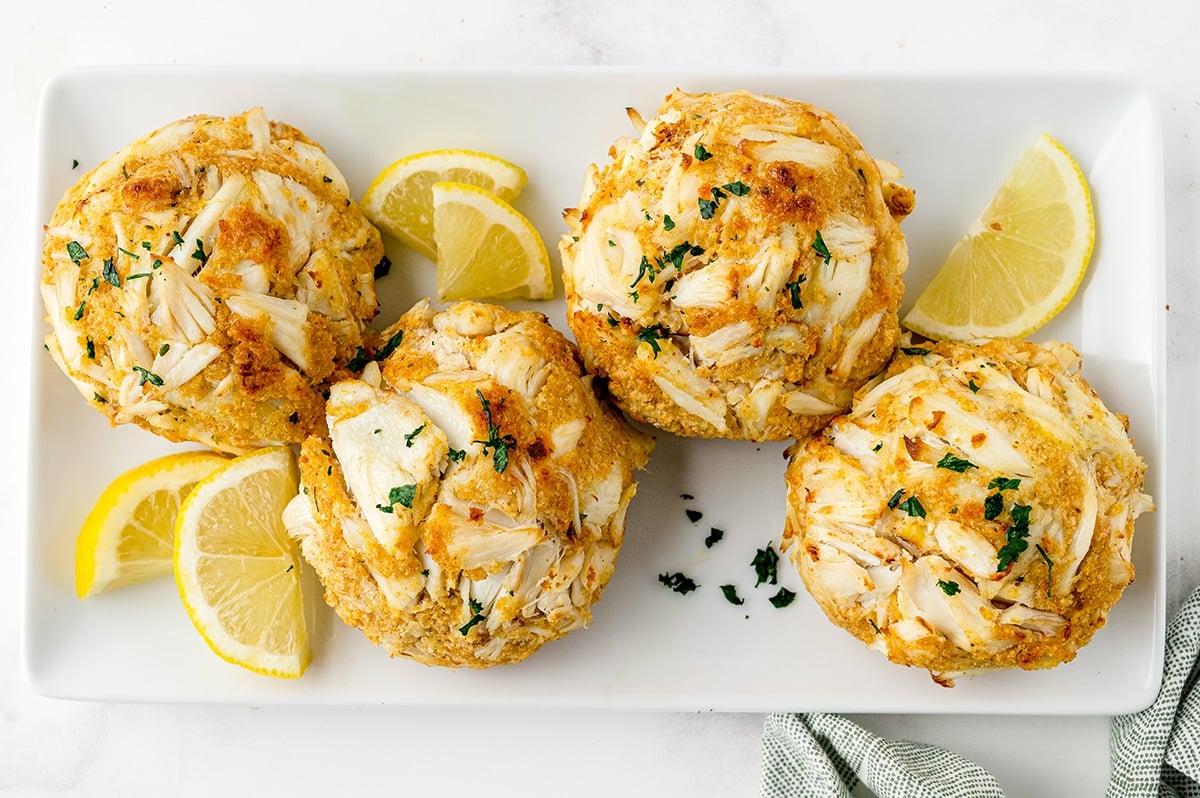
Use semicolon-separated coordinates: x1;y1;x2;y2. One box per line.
760;585;1200;797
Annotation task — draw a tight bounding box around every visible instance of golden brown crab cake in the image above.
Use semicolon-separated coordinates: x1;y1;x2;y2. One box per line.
40;107;383;453
560;89;913;441
782;337;1154;685
283;300;654;668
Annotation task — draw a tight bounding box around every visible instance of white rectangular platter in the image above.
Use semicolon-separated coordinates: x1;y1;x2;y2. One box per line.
23;67;1165;713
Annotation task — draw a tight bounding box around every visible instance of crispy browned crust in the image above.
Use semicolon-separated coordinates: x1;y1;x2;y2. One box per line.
292;301;654;668
561;89;911;441
783;337;1153;681
41;107;382;453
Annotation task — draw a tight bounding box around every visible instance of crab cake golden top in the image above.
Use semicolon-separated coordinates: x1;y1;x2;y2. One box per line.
40;107;383;453
560;89;914;441
283;300;654;669
782;337;1154;685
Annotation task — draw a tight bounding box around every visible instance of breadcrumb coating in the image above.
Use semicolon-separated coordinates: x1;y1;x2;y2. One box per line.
284;300;653;668
40;107;382;453
561;89;913;441
782;337;1154;684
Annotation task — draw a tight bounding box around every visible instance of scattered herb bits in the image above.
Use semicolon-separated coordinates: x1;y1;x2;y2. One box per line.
751;543;780;587
769;588;797;608
658;572;700;595
720;585;745;606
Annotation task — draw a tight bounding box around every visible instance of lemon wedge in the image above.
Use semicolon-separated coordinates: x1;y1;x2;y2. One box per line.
361;149;527;260
75;450;230;598
174;446;310;679
903;133;1095;340
431;180;554;301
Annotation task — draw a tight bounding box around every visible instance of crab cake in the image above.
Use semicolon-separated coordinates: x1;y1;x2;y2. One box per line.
40;107;383;453
560;89;914;441
282;300;654;668
782;337;1154;685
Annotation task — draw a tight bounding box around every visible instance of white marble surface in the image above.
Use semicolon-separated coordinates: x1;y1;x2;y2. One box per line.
3;2;1198;795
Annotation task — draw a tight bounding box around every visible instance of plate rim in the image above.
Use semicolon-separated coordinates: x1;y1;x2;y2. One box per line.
22;66;1168;713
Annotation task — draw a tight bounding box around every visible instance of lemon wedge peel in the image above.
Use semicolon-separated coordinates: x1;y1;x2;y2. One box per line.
173;446;310;679
361;149;527;260
431;180;554;302
902;133;1095;341
75;450;231;598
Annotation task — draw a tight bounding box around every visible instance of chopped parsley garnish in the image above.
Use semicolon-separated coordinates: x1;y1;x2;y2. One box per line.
720;585;745;605
936;579;961;596
459;600;486;635
388;484;416;509
608;239;616;247
158;343;170;356
658;571;700;594
968;379;980;393
1036;544;1054;597
125;272;151;281
900;346;931;356
71;159;79;169
631;255;659;288
172;230;185;246
132;365;163;387
988;477;1022;492
322;175;333;183
784;276;806;309
375;330;404;361
898;496;926;518
141;241;152;251
694;143;713;161
722;180;751;196
811;230;832;264
73;301;86;321
684;508;703;524
872;442;883;453
769;587;797;608
868;618;881;635
88;277;99;295
102;258;120;287
635;325;669;358
705;527;724;548
606;314;620;327
698;196;719;220
191;239;209;265
751;543;779;587
86;338;95;359
663;215;676;231
887;489;905;510
404;424;426;447
936;453;977;473
93;392;107;404
663;242;702;271
996;503;1033;571
345;346;371;371
984;492;1004;521
66;240;88;265
118;246;139;260
447;448;466;463
374;254;392;279
473;389;516;474
628;289;640;303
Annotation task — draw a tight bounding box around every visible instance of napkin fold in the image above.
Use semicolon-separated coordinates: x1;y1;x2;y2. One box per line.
760;585;1200;798
1108;584;1200;798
